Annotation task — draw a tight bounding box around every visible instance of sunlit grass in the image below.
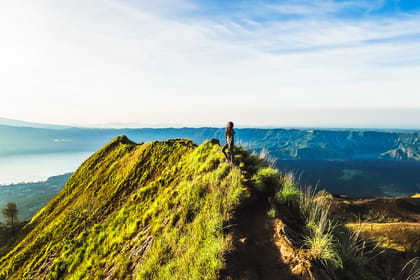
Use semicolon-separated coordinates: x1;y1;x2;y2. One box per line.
0;138;250;279
275;172;300;207
346;222;420;253
274;174;343;269
300;187;342;269
252;167;280;193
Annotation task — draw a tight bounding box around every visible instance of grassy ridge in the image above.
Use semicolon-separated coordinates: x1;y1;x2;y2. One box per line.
0;137;248;279
2;135;418;279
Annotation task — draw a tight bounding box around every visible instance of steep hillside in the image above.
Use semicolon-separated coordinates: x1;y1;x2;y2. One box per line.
0;137;249;279
1;136;419;280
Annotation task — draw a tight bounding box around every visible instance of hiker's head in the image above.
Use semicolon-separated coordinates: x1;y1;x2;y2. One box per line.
226;121;234;128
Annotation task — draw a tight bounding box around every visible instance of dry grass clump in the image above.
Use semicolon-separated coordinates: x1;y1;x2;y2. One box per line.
396;257;420;280
272;174;343;269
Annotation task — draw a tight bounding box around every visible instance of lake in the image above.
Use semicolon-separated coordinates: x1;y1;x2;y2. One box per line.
0;152;92;185
1;152;419;198
276;160;420;198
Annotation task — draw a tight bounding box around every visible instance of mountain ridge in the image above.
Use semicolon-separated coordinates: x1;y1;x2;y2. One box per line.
1;125;420;161
1;136;419;279
0;118;70;130
0;137;249;279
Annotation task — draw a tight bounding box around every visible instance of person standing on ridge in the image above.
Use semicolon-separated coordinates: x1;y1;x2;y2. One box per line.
222;121;235;164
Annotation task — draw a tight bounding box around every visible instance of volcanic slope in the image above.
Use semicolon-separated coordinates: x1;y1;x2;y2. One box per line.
0;136;258;279
2;136;419;280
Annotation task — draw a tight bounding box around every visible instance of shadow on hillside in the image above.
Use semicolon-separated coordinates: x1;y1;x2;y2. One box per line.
0;219;34;257
220;196;296;280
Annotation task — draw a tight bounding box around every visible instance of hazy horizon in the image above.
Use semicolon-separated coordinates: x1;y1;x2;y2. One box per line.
2;110;420;130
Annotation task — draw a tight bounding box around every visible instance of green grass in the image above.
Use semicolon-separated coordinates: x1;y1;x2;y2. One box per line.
300;188;342;269
273;175;343;269
2;135;415;280
0;137;250;279
267;208;277;218
272;173;418;279
275;172;300;206
336;224;383;279
252;167;280;193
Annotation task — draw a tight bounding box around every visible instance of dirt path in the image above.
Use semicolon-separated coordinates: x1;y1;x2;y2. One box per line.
221;198;295;280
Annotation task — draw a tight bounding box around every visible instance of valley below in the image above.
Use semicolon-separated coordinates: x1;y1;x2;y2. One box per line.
1;123;420;279
0;136;418;279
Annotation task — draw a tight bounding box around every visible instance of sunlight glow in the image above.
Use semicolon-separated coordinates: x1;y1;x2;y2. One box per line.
1;0;420;127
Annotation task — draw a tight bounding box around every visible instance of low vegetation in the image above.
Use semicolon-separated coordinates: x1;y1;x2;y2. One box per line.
0;173;72;222
0;137;251;279
0;136;418;279
1;203;18;236
0;220;28;254
346;223;420;253
254;161;419;279
397;257;420;280
275;173;300;206
273;175;345;270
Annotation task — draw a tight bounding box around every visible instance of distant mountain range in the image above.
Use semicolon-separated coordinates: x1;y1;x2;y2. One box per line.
0;117;70;130
1;118;420;160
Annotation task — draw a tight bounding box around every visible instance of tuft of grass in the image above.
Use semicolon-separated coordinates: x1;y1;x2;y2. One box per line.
304;225;341;268
273;173;343;270
275;173;300;207
267;208;277;218
252;167;279;193
258;147;277;168
301;188;342;269
396;257;420;280
337;224;383;279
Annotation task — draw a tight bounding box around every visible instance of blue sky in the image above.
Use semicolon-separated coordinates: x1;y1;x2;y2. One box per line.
1;0;420;128
192;0;420;16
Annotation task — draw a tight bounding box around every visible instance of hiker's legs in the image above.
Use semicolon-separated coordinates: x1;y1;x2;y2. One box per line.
229;145;234;163
222;143;230;162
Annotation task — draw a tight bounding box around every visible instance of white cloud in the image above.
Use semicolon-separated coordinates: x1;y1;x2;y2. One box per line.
0;0;419;127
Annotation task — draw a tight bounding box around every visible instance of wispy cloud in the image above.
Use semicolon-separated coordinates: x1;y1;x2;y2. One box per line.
265;0;388;16
0;0;419;127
